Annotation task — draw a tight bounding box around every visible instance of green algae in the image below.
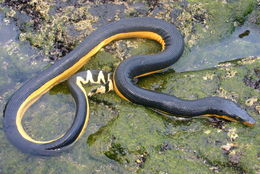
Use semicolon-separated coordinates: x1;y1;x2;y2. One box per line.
1;49;260;174
187;0;257;44
3;0;258;59
249;6;260;25
89;57;260;173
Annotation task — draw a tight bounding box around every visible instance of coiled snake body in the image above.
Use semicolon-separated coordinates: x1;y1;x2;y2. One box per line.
3;18;255;156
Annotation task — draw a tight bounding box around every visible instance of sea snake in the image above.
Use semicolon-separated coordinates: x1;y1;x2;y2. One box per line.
3;17;256;156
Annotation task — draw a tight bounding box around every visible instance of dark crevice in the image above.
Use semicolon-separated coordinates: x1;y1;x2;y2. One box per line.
243;68;260;91
196;150;247;174
4;0;44;30
89;96;117;111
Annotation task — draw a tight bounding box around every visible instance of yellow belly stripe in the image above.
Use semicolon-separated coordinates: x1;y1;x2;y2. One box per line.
16;31;165;143
201;114;238;122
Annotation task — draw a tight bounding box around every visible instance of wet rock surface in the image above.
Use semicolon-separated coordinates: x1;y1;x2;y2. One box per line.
0;0;259;173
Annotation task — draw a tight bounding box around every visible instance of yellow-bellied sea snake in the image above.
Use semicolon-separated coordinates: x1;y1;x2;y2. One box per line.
3;17;256;156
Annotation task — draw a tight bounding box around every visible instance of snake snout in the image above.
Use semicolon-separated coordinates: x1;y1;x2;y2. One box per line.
218;99;256;126
238;110;256;126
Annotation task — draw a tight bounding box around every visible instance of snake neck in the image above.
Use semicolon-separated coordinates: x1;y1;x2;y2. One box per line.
114;58;255;126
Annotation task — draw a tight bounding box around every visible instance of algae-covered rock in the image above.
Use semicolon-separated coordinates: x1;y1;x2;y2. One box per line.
86;57;260;174
2;0;258;60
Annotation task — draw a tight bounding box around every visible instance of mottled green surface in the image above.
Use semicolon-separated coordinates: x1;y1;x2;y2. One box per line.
0;0;259;174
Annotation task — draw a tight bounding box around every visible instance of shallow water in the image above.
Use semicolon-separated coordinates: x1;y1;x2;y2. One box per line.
0;12;77;140
0;14;48;84
174;22;260;71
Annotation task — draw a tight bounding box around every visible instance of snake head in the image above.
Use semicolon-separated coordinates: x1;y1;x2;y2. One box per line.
203;97;256;126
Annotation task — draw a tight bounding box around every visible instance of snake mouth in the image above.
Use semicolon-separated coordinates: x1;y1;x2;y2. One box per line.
242;117;256;126
238;110;256;126
243;121;256;126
